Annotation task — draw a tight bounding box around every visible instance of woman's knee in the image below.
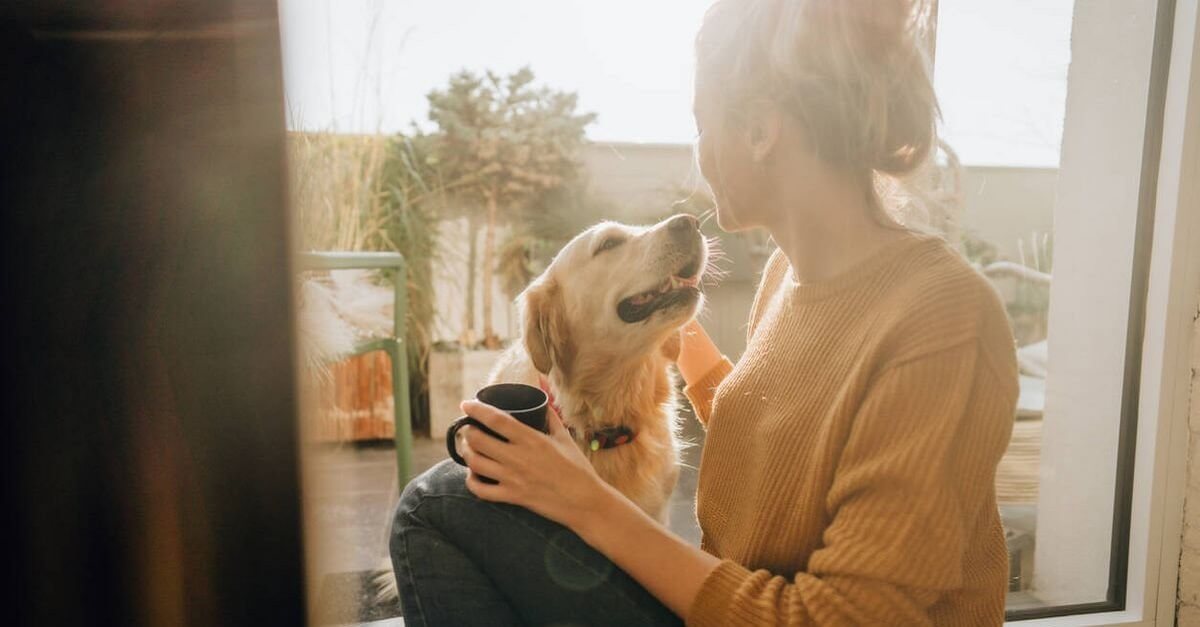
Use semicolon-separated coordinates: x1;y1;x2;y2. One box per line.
391;458;570;554
390;460;462;560
402;458;469;505
393;459;468;532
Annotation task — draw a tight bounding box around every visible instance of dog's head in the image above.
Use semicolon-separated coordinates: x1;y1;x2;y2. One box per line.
519;214;707;378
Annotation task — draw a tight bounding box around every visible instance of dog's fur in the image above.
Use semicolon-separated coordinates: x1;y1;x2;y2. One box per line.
484;214;707;520
376;214;707;600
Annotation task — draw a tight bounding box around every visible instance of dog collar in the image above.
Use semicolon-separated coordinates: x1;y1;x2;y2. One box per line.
583;425;637;451
537;376;637;451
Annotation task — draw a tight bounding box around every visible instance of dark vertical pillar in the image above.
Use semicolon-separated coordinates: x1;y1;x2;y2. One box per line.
0;2;306;625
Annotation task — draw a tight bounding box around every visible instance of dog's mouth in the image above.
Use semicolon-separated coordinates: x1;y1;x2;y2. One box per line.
617;259;702;324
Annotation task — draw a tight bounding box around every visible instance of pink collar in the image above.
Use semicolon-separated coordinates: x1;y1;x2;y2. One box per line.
537;375;564;419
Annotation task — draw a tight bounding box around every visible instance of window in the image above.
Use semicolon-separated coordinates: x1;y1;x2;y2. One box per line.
940;0;1195;619
280;1;1199;624
933;0;1182;620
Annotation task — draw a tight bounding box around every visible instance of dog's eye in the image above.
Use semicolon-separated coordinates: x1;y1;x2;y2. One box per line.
594;237;625;256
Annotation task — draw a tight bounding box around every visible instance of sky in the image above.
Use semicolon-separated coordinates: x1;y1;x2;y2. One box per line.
279;0;1073;168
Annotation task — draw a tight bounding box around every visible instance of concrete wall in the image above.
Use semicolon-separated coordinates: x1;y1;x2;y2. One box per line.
430;142;1060;359
959;166;1057;262
582;142;1059;260
1179;310;1200;625
574;142;1059;359
580;142;707;222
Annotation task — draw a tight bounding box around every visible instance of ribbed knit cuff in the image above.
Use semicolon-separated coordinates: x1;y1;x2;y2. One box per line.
683;358;733;426
686;559;752;627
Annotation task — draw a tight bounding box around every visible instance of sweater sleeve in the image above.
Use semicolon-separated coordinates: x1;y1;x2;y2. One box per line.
683;249;785;427
687;340;1016;627
683;357;734;426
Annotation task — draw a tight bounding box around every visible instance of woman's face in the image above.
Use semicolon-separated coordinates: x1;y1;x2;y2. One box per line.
692;84;770;233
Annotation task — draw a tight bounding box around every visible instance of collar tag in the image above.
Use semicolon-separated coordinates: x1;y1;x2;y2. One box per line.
588;425;636;450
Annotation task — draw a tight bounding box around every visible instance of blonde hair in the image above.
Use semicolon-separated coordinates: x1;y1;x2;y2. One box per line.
696;0;942;213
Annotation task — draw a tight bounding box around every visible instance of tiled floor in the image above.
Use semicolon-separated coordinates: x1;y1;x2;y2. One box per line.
307;405;706;624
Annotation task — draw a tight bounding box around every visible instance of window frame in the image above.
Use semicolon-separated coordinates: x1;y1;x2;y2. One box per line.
974;0;1200;623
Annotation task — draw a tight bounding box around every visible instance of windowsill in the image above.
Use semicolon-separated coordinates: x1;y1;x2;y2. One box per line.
1005;609;1147;627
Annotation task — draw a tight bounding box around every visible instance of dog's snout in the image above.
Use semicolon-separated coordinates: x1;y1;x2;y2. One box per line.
667;214;699;237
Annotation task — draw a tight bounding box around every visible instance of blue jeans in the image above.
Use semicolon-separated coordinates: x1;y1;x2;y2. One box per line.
390;459;683;627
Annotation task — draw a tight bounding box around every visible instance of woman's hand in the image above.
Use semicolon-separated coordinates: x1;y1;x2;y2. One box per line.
456;398;611;531
456;386;722;621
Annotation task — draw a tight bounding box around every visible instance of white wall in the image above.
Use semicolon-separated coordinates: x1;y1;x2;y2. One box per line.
431;217;519;344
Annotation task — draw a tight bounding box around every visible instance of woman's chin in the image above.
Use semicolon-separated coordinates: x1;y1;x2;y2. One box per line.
715;206;751;234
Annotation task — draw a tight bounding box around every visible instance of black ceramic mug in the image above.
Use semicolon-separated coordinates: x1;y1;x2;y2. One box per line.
446;383;549;481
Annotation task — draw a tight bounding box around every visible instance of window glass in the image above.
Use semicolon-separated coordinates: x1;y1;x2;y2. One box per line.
282;1;1164;621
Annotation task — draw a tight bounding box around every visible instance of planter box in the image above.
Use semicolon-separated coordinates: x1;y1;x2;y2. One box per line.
429;349;504;440
310;352;395;443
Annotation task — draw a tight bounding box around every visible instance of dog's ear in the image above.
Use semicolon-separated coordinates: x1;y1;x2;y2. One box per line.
521;279;574;376
659;331;682;362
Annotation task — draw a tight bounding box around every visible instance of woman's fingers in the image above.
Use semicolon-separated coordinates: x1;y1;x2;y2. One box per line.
465;469;508;502
461;399;530;443
461;424;513;464
463;448;509;483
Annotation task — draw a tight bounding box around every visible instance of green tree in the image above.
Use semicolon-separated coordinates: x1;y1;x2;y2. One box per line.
425;66;595;348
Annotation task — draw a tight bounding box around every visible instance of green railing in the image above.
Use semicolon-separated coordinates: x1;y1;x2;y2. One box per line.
299;251;413;486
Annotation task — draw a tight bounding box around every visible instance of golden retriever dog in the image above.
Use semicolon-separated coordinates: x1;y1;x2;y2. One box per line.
483;212;708;520
376;213;707;601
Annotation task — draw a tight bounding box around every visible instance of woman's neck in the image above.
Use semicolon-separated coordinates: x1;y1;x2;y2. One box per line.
765;183;907;285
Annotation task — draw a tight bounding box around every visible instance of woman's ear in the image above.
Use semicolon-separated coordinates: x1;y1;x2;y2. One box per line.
744;99;783;163
520;279;574;377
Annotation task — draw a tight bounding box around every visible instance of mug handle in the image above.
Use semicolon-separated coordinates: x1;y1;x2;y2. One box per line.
445;416;506;465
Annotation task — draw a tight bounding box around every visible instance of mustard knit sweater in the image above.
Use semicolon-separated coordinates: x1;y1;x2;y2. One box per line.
683;233;1018;626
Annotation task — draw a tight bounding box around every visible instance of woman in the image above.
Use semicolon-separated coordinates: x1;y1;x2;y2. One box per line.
390;0;1018;624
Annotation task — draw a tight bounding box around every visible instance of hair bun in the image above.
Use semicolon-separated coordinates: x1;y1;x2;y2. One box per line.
697;0;940;177
808;0;938;176
872;44;939;176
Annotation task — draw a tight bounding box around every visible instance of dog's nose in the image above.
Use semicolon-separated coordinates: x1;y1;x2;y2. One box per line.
667;214;699;235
